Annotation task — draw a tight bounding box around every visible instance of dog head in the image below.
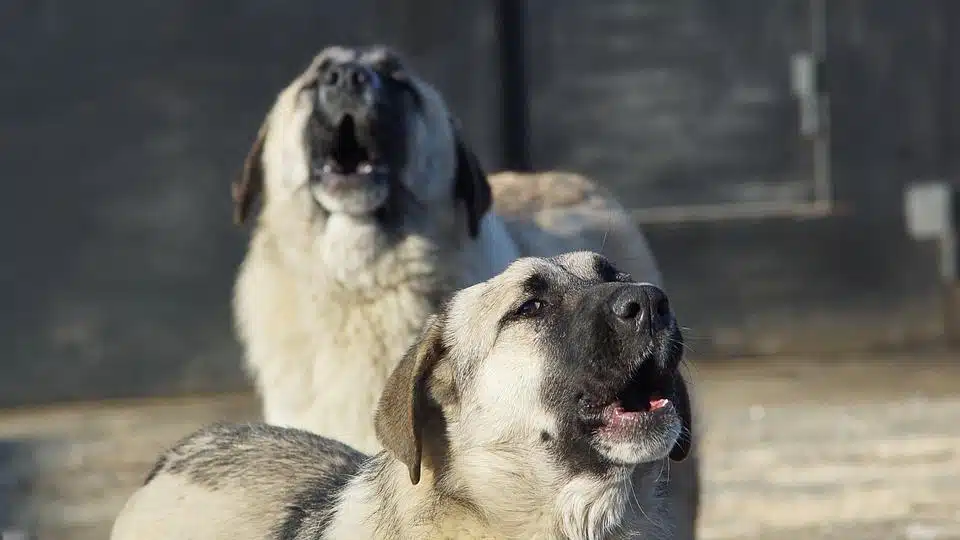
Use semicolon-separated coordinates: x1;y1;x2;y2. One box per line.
375;251;692;488
232;45;491;240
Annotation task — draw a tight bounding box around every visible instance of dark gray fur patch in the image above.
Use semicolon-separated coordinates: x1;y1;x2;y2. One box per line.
157;423;364;487
142;452;168;485
273;470;356;540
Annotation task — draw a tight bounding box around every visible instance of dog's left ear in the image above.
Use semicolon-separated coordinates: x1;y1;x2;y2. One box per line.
374;315;447;485
669;375;694;462
450;120;492;238
231;118;269;226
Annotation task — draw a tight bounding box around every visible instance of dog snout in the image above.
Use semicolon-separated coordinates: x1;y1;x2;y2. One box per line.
320;62;379;101
610;284;671;333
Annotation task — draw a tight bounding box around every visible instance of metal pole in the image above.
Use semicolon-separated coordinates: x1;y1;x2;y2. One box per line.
496;0;531;171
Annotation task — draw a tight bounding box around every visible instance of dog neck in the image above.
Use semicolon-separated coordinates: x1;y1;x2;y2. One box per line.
326;451;669;540
237;200;518;451
259;202;518;289
257;211;434;291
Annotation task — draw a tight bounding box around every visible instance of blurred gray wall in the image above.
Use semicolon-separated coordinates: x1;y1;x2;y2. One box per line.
0;0;955;406
525;0;956;355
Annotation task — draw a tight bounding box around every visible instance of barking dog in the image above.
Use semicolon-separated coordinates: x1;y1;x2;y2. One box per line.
113;252;694;540
231;46;699;537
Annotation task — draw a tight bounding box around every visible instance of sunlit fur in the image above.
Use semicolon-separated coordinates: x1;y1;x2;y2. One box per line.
234;47;517;451
234;47;663;452
112;253;689;540
231;45;698;538
326;253;689;539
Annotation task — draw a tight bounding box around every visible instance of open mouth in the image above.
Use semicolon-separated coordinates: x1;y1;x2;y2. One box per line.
316;114;387;179
309;114;392;215
580;359;675;433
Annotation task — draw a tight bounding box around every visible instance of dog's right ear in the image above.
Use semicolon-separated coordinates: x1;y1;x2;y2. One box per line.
451;119;492;238
232;119;269;226
374;315;446;485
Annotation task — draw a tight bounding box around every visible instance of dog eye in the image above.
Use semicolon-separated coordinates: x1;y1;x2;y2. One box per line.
516;299;546;317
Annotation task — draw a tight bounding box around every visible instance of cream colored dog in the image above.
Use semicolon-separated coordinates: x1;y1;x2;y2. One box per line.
114;252;693;540
231;45;699;537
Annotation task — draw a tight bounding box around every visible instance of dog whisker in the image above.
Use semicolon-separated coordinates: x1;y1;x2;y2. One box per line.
599;214;612;253
629;480;665;536
654;457;671;486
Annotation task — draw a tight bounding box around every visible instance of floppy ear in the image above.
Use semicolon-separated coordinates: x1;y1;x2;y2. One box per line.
450;121;492;238
232;119;269;226
669;375;694;462
374;315;446;485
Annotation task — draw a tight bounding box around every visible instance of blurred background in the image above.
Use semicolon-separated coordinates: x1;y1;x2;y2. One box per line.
1;1;959;538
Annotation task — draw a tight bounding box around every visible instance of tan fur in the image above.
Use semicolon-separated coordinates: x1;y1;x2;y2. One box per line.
325;460;668;539
489;170;661;284
232;47;698;537
112;253;692;540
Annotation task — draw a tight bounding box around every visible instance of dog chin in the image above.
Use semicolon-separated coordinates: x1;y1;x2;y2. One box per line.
591;407;683;465
311;182;389;216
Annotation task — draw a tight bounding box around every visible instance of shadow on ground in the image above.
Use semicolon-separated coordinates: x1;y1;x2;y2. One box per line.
0;438;44;533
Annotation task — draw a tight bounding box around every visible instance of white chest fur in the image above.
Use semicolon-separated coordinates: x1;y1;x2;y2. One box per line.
235;214;517;452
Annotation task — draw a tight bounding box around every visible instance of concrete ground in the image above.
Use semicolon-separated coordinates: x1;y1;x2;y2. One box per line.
1;349;958;539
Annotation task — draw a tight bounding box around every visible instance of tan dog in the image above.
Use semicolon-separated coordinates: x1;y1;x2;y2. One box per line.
113;252;693;540
231;46;698;537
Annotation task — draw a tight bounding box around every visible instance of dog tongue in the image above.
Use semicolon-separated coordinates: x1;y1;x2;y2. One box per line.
649;398;669;410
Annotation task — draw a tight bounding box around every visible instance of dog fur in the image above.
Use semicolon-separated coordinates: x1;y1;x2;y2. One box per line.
230;46;699;537
113;253;694;540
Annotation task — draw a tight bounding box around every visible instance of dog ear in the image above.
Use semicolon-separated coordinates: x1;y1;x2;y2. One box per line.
374;315;446;485
450;120;492;238
669;375;694;462
232;119;269;226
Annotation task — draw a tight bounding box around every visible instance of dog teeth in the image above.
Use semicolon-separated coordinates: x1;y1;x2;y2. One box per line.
321;162;335;174
648;398;669;410
357;163;374;174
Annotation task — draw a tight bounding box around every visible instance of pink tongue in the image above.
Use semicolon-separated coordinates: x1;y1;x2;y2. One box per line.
649;398;669;410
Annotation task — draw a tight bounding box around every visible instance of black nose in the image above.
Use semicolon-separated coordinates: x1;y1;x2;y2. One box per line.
610;284;671;333
322;62;376;96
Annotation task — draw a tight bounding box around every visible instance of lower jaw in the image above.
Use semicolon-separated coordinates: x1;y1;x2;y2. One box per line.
581;400;673;435
596;414;658;438
311;185;389;216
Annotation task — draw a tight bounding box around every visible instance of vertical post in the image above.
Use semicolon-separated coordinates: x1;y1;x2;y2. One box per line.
942;0;960;180
496;0;531;171
948;186;960;343
954;188;960;279
809;0;832;208
933;0;950;185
